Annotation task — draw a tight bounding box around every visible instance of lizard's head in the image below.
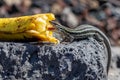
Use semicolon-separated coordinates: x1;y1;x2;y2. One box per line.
50;21;66;32
50;21;68;42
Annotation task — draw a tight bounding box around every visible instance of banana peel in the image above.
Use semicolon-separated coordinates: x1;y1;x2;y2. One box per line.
0;13;59;44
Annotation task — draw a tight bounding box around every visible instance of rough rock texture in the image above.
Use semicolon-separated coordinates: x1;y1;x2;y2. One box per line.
0;37;108;80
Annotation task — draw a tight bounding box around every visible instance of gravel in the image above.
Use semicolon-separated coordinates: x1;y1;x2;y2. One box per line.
108;47;120;80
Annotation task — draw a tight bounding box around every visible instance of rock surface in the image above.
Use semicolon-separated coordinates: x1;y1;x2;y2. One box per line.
0;37;108;80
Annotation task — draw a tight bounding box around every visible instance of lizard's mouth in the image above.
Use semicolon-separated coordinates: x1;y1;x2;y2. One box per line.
50;21;62;30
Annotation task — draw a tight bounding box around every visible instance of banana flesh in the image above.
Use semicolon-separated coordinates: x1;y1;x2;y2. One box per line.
0;13;59;44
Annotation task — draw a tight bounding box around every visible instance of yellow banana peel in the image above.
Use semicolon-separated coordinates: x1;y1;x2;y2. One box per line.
0;13;59;44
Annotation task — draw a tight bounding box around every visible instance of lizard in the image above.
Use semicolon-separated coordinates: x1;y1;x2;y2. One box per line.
50;21;111;74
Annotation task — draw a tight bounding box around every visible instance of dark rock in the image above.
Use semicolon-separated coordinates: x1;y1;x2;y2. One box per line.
0;37;108;80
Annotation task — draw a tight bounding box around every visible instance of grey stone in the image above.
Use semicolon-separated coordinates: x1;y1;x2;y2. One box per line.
0;37;108;80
